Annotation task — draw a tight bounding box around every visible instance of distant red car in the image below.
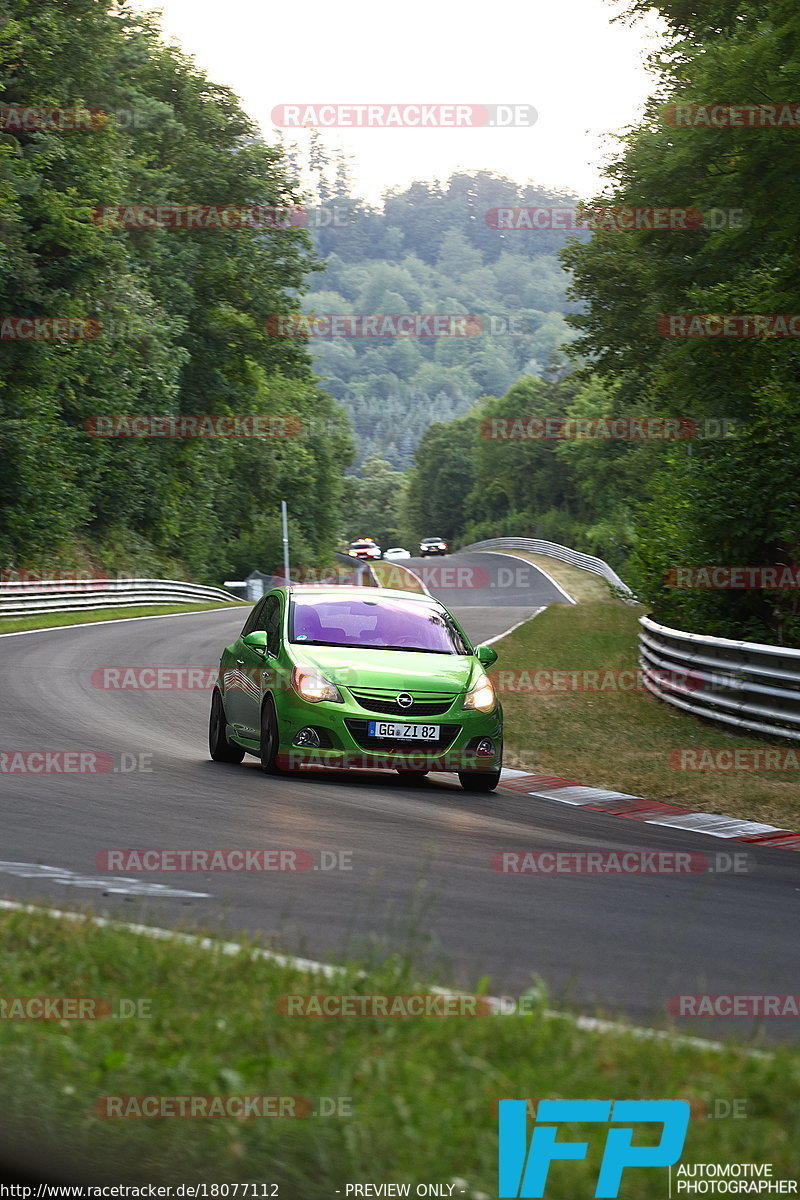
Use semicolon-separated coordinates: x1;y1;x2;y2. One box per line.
347;538;381;560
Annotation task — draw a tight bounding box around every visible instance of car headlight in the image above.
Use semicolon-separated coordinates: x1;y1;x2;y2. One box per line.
463;672;496;712
291;666;343;703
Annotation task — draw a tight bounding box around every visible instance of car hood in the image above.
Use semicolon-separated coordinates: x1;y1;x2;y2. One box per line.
291;644;474;692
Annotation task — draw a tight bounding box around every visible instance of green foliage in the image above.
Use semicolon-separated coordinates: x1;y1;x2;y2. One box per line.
401;375;638;565
301;167;585;468
341;455;407;548
560;0;800;642
0;0;352;582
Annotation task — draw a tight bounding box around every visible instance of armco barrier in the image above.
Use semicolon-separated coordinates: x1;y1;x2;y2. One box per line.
458;537;636;600
457;538;800;740
0;577;242;619
639;614;800;742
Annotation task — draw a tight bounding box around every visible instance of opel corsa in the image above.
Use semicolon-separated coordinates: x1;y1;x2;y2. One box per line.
209;585;503;791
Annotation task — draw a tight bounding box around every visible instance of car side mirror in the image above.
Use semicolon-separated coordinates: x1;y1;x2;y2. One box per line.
243;630;269;653
475;644;498;667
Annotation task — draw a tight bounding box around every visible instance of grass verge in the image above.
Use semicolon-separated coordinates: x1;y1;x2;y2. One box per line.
0;602;246;636
0;906;797;1194
489;571;799;826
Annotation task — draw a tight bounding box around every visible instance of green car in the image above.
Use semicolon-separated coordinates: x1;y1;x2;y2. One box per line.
209;585;503;792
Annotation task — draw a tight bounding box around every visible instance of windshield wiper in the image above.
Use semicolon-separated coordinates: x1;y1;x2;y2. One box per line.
291;639;348;647
367;645;453;654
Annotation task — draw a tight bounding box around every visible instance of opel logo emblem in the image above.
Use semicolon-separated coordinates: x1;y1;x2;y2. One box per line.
396;692;414;708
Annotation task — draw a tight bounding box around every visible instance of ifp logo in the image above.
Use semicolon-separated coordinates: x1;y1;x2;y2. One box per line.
498;1099;689;1198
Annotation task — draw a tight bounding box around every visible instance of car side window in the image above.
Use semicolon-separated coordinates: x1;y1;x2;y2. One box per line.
262;596;281;651
241;597;267;637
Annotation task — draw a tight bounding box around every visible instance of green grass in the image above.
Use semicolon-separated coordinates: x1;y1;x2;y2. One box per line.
492;594;800;827
0;601;247;635
0;906;797;1194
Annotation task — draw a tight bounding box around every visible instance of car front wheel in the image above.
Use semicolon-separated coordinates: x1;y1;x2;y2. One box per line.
259;697;282;774
458;769;501;793
209;690;245;763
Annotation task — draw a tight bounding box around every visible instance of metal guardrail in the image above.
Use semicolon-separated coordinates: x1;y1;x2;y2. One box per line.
224;558;380;602
458;537;636;600
0;577;242;619
639;614;800;742
456;538;799;740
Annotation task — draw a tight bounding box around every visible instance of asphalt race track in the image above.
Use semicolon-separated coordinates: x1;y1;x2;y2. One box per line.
1;552;798;1043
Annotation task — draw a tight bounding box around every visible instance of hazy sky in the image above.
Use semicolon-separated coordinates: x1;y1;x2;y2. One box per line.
128;0;666;203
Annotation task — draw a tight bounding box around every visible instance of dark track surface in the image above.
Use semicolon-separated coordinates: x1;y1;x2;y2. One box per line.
1;554;797;1042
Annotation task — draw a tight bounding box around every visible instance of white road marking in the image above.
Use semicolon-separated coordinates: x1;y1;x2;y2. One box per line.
0;861;209;899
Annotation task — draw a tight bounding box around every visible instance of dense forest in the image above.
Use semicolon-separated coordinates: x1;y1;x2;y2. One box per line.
4;0;798;647
295;153;583;469
403;0;800;645
0;0;351;583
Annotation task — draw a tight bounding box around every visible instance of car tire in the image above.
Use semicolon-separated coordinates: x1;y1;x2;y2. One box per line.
209;690;245;763
396;769;429;784
458;769;501;793
259;696;282;774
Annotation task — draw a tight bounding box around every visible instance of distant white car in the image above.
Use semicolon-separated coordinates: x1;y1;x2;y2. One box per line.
383;547;411;560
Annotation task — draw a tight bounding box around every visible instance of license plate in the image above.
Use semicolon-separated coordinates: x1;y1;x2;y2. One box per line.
368;721;440;741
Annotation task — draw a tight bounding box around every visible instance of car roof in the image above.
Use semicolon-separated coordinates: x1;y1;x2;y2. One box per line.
280;584;437;603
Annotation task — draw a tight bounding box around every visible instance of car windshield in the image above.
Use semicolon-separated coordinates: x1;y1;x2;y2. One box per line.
289;595;469;654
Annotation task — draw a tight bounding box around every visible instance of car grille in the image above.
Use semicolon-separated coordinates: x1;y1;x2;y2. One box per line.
345;719;460;754
349;689;458;717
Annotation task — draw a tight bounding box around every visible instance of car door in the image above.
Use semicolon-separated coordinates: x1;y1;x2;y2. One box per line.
223;596;267;734
234;593;282;736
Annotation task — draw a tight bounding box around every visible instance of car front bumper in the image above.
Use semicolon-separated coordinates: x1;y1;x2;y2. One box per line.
273;690;502;773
